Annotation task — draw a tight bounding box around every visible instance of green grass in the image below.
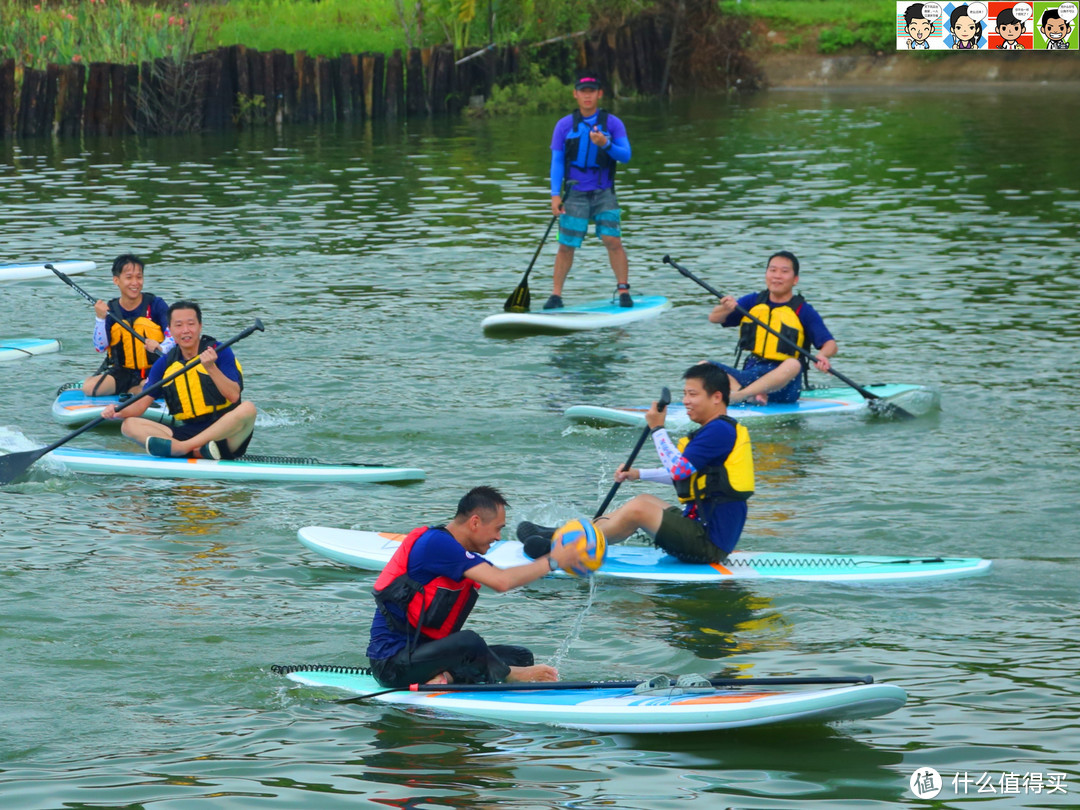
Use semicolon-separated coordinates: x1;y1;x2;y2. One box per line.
195;0;406;56
719;0;896;54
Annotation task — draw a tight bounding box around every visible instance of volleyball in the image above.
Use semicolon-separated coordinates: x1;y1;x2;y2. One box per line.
552;518;606;577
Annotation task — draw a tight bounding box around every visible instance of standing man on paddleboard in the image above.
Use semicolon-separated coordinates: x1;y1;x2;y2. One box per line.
367;486;582;688
82;254;173;396
707;251;837;405
101;300;256;460
545;70;633;310
521;364;754;565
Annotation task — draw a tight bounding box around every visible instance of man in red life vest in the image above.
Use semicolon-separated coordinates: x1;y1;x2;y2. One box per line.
366;486;581;688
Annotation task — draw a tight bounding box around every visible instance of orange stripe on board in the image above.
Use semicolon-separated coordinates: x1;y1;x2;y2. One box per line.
674;691;779;705
378;532;407;543
709;561;733;575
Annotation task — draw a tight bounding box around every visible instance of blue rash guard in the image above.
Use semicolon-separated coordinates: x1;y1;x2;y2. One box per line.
550;111;631;195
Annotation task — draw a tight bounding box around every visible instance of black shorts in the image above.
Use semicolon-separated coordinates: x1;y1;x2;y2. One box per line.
654;506;727;564
93;366;144;394
171;421;253;460
370;630;534;688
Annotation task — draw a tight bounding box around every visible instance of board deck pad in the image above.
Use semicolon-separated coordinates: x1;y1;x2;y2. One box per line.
47;447;425;483
482;295;671;336
279;667;907;733
0;339;61;363
297;527;991;583
0;260;95;283
565;384;933;428
51;387;175;427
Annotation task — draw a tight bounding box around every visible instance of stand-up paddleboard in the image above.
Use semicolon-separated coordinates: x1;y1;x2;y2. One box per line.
51;386;175;427
566;384;932;428
297;527;991;583
0;260;95;283
482;296;671;337
0;339;61;363
47;448;425;484
274;665;907;733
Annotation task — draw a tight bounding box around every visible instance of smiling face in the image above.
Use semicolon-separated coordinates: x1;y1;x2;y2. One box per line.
460;505;506;555
112;262;144;304
907;18;933;42
954;16;978;41
1042;18;1068;41
169;307;203;355
682;377;726;426
764;255;798;301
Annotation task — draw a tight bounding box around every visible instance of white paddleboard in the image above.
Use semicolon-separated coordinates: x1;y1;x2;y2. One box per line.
0;260;95;283
0;338;61;363
276;666;907;733
48;447;425;484
51;386;175;427
482;295;671;336
297;527;992;583
566;384;933;428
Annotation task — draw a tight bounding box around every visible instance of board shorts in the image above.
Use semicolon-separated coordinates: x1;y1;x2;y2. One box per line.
712;359;802;404
654;506;727;565
558;187;621;248
91;366;145;395
171;417;253;459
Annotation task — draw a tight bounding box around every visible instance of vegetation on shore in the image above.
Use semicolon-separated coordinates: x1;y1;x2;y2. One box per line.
718;0;896;55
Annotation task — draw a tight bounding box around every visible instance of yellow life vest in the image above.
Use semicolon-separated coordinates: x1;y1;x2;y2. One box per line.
160;336;243;422
109;294;166;372
673;417;755;506
738;292;808;363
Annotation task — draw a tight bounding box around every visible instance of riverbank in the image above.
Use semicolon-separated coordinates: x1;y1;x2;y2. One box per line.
758;52;1080;88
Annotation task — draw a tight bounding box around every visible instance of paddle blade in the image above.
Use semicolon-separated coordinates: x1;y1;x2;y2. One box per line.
0;448;47;486
868;398;915;420
503;283;530;313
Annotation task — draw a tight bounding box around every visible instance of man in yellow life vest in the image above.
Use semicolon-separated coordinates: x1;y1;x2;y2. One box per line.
520;364;754;564
101;300;256;460
82;254;173;396
707;251;837;405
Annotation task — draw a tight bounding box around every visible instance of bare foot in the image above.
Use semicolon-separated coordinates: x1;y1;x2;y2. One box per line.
424;671;452;685
506;664;559;683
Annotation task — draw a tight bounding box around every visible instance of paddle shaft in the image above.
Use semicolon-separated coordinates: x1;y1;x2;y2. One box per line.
503;214;558;311
594;386;671;519
46;263;162;357
663;256;913;418
0;319;264;485
336;674;874;702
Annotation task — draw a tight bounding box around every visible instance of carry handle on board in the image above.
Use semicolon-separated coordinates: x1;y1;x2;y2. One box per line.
662;256;915;420
46;263;163;358
593;386;671;519
0;319;265;485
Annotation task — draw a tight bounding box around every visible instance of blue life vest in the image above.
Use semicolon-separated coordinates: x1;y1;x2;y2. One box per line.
564;109;616;188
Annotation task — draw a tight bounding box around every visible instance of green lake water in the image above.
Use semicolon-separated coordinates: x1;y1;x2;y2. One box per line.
1;86;1078;808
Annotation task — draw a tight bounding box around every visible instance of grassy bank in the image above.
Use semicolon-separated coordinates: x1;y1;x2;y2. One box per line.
718;0;897;54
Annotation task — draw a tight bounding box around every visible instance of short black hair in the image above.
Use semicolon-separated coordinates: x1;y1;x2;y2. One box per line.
767;250;800;276
905;4;927;26
111;254;144;277
456;486;508;519
683;363;731;405
168;299;202;324
997;8;1023;29
1041;9;1065;26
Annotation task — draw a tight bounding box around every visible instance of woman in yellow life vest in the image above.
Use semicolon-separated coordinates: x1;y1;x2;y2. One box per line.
518;364;753;565
100;301;257;461
707;251;838;405
81;254;173;396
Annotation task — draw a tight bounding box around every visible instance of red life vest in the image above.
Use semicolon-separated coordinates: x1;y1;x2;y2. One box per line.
372;526;481;643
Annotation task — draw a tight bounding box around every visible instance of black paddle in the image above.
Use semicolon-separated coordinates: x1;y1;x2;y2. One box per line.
503;215;558;313
662;256;915;420
594;386;672;519
0;319;265;485
47;263;163;358
333;673;874;703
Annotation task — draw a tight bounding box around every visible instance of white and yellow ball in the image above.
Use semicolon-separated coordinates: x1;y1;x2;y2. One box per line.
552;518;606;577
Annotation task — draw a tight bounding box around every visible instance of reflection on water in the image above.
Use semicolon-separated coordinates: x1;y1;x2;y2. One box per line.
2;86;1079;807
